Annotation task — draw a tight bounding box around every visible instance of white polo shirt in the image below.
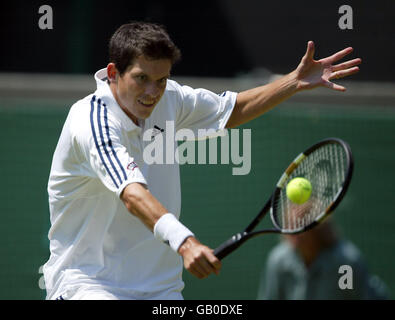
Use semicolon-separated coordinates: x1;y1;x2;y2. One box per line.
43;68;237;300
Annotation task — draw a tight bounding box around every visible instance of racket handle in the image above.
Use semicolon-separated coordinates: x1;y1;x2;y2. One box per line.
213;233;248;260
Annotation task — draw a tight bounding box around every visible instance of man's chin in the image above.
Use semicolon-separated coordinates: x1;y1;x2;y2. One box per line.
135;108;155;121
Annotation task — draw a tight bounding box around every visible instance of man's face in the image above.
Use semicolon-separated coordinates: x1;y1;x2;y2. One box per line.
110;56;172;124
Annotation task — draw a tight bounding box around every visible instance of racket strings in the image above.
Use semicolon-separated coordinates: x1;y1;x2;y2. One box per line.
273;143;348;232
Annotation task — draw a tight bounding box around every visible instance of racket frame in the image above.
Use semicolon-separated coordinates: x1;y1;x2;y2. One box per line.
271;137;354;234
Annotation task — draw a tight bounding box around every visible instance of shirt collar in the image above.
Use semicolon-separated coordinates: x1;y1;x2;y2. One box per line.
94;68;141;132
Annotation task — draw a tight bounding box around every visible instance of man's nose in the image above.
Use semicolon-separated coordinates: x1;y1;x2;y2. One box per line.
145;82;160;98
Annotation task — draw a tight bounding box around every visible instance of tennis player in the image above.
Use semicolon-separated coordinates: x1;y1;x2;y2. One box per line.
43;22;361;300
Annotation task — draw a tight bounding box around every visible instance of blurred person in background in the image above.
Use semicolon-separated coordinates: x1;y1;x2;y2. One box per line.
257;219;389;300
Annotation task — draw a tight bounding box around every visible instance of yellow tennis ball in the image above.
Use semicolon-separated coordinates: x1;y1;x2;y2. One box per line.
286;177;312;204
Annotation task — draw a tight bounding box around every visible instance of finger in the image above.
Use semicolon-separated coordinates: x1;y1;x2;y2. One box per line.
200;251;222;276
187;252;216;278
207;251;222;275
189;264;206;279
330;66;360;80
331;58;362;72
324;80;346;92
321;47;354;64
196;256;216;276
305;40;315;60
212;260;222;275
188;251;221;278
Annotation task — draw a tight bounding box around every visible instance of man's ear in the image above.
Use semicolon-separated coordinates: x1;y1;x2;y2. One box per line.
107;63;118;83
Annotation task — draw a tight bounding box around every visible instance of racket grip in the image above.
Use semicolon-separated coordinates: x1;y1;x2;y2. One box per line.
213;233;248;260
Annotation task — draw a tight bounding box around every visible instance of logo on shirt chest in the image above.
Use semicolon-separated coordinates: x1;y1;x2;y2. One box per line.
151;125;165;140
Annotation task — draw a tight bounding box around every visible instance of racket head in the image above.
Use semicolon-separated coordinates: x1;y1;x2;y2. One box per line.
270;138;353;234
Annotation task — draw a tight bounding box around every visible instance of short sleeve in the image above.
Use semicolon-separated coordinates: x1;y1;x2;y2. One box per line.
174;83;237;139
76;100;147;197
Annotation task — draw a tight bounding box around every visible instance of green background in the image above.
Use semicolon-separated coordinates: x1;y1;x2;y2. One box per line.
0;97;394;299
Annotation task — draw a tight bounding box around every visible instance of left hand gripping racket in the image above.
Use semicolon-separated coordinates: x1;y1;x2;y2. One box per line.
214;137;354;260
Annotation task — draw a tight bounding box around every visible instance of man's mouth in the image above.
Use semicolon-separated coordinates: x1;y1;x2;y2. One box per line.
138;99;156;108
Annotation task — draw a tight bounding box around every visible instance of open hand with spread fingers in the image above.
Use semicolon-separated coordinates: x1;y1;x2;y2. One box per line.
294;41;362;92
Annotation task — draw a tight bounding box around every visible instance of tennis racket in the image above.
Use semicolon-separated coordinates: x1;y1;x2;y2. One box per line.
214;137;354;260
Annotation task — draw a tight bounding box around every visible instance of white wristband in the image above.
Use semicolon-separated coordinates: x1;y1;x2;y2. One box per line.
153;213;194;252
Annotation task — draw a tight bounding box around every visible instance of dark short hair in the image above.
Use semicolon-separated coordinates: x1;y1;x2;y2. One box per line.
109;22;181;75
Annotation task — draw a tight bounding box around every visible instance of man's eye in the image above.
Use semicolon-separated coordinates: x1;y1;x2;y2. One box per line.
137;75;147;81
158;78;167;85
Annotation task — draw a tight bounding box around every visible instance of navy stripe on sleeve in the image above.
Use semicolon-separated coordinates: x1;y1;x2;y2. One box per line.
103;105;128;181
90;95;120;189
97;99;123;185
